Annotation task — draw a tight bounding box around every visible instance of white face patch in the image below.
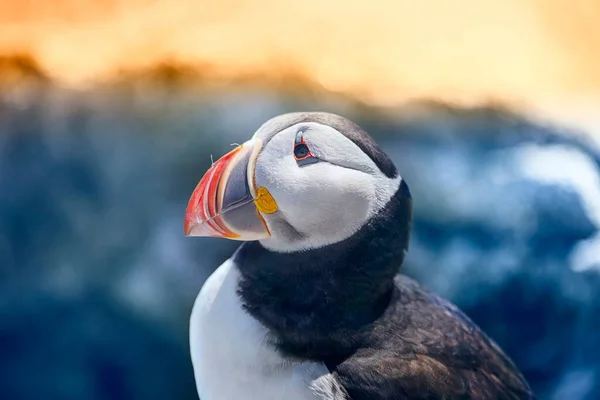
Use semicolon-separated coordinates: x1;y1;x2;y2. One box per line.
252;122;400;253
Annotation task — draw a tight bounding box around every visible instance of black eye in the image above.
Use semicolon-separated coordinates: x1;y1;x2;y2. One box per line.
293;131;319;166
294;144;309;159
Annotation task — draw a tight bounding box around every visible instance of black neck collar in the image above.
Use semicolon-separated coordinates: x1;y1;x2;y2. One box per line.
234;180;412;362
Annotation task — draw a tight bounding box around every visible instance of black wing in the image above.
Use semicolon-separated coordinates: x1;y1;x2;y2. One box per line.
327;276;536;400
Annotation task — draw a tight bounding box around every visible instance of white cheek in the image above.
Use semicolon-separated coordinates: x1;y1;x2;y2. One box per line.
283;165;373;236
255;154;377;246
255;153;295;193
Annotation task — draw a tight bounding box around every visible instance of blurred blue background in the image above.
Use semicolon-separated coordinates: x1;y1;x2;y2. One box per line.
1;56;600;400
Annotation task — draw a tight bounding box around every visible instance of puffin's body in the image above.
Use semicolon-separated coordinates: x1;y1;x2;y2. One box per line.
184;113;535;399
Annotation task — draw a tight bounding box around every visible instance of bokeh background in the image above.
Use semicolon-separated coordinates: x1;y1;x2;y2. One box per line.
1;1;600;399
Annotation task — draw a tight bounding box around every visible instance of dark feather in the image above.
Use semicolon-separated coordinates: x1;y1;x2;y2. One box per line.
330;276;535;399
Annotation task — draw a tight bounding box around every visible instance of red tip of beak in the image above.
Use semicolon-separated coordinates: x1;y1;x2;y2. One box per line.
184;148;241;238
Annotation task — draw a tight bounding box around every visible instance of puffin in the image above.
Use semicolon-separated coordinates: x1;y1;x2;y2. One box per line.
183;112;535;400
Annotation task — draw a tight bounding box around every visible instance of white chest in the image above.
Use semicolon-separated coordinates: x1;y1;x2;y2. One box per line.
189;259;335;400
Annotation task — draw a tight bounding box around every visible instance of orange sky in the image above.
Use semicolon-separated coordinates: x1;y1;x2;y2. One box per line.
1;0;599;112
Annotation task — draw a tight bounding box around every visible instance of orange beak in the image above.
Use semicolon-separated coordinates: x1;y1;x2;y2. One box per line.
183;138;271;240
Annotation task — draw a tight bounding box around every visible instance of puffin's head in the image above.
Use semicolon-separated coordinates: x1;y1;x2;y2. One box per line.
184;112;406;252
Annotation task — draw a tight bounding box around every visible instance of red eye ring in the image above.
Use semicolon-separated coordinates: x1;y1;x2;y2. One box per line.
294;132;319;166
294;142;311;161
